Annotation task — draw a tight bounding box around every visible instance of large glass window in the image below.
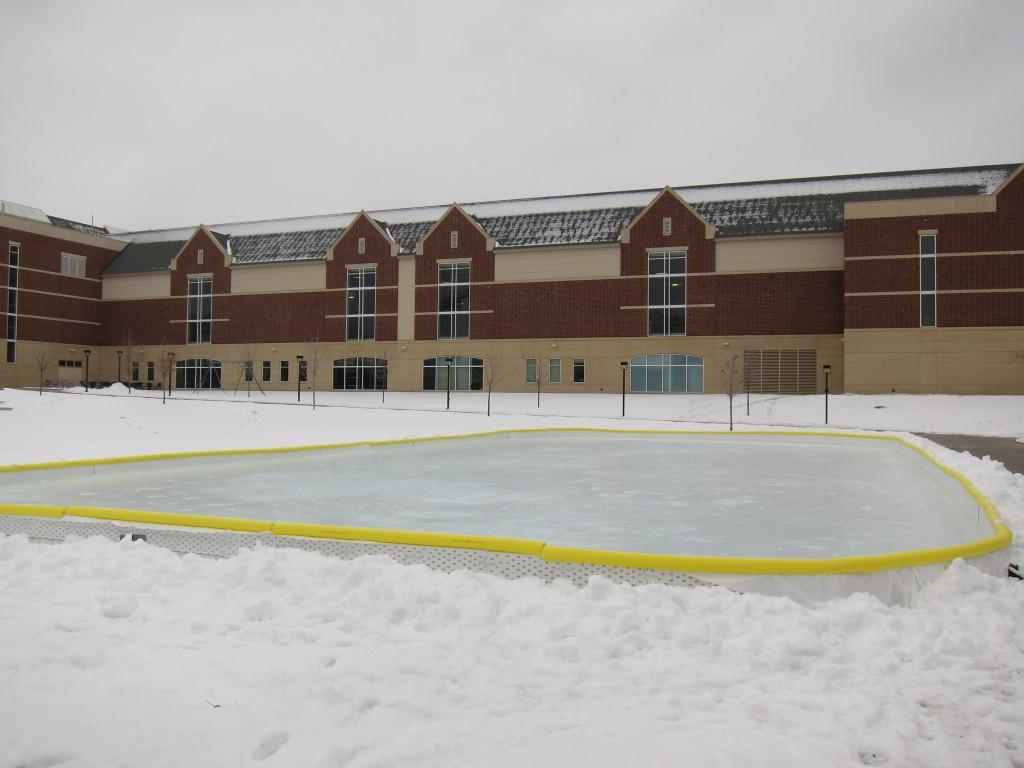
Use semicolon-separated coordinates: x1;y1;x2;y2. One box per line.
175;358;222;389
346;267;376;341
333;357;388;390
438;263;470;339
422;356;483;391
630;354;704;393
920;234;936;328
6;243;19;363
648;251;686;336
186;275;212;344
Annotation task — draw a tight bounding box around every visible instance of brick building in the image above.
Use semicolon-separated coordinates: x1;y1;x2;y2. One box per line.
2;162;1022;395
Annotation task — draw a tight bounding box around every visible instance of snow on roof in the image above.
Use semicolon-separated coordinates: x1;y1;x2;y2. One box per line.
0;199;50;223
100;163;1018;269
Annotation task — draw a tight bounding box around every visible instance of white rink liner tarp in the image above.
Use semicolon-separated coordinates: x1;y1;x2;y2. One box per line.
0;432;998;559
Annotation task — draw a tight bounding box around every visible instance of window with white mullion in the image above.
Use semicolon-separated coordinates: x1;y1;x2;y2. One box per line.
346;267;376;341
647;251;686;336
186;275;212;344
920;234;936;328
438;262;470;339
6;244;20;362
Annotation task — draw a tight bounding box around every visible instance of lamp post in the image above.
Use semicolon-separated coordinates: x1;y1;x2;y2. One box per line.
117;349;123;385
83;349;91;391
823;364;832;425
620;360;628;418
296;355;304;403
444;356;453;410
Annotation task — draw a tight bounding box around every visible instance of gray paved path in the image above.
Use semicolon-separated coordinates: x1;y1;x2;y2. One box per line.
917;434;1024;476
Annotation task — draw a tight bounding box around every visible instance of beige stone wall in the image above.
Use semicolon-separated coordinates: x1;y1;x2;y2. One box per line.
715;234;843;273
844;328;1024;394
230;262;326;294
32;335;841;395
493;243;619;282
102;272;171;300
844;194;996;220
397;256;416;341
0;340;94;389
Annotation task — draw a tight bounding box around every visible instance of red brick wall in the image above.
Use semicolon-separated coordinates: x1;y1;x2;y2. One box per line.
224;292;337;344
414;208;495;340
845;294;919;328
170;229;231;296
490;279;643;339
844;167;1024;328
715;271;845;336
100;298;181;346
1;224;119;346
328;215;399;340
938;293;1024;327
621;192;715;276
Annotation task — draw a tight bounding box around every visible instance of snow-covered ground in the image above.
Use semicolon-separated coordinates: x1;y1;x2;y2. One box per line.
1;386;1023;767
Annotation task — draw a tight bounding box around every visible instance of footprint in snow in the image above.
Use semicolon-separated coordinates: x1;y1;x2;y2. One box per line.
252;730;290;761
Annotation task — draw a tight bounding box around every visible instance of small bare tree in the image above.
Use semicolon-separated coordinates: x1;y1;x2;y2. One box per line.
33;350;53;395
373;344;392;404
529;357;548;408
720;352;742;432
156;351;174;405
306;322;329;410
120;330;138;393
484;353;506;417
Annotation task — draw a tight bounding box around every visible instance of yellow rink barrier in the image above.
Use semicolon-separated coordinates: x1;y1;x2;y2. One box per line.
0;428;1013;576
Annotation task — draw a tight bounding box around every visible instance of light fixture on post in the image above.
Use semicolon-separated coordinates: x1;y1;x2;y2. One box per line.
620;360;628;418
83;349;92;392
444;356;454;411
117;349;123;385
823;364;832;425
296;355;304;403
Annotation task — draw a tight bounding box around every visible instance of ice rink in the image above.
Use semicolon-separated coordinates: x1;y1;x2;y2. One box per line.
0;431;996;558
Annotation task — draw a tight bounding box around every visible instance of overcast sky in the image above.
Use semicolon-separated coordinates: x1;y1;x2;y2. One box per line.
2;0;1022;231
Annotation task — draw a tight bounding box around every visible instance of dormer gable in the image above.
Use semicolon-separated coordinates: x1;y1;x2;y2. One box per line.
328;211;400;260
621;187;715;243
415;203;497;255
169;224;232;271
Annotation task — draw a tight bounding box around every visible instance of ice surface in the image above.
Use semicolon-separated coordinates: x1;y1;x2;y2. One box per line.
0;433;993;558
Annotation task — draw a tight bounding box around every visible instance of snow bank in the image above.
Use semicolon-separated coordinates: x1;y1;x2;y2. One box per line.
0;534;1022;768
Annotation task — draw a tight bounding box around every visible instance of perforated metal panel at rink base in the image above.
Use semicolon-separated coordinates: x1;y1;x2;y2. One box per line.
0;515;713;589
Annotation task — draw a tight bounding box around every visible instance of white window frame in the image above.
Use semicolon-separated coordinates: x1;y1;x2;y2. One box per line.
346;266;376;341
647;250;687;336
525;358;538;383
549;358;561;384
437;262;470;339
6;242;20;363
357;237;366;255
920;233;937;328
662;217;672;236
186;274;213;344
60;252;87;279
450;230;459;249
196;248;204;266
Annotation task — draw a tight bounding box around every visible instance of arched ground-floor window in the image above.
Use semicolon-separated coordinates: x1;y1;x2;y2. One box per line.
630;354;703;392
333;357;388;390
176;358;222;389
422;356;483;391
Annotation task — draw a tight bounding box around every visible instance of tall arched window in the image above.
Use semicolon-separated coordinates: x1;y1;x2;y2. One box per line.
422;356;483;391
175;359;222;389
630;354;703;393
333;357;388;390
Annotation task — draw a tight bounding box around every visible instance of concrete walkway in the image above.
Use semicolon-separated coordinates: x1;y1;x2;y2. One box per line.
918;434;1024;476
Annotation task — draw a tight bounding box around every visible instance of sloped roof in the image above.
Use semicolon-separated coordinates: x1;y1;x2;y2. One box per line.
231;228;343;265
102;163;1019;268
102;228;231;275
103;239;187;274
47;215;109;236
